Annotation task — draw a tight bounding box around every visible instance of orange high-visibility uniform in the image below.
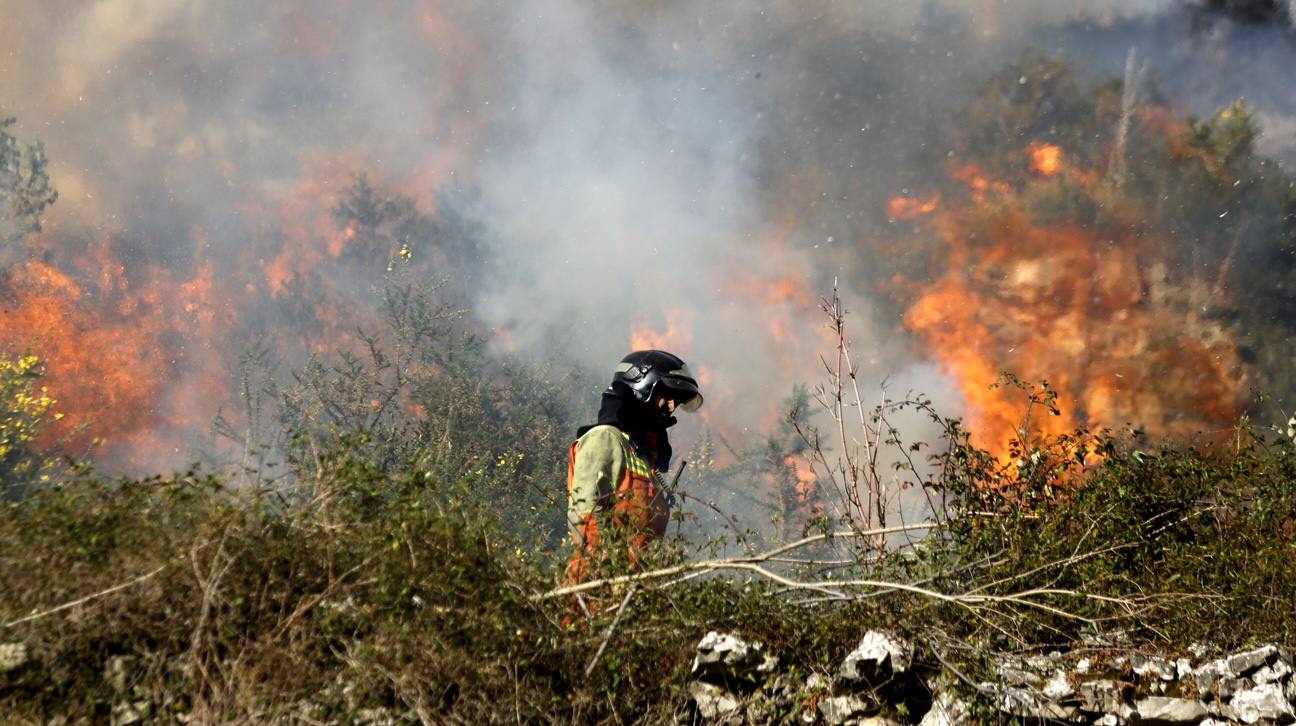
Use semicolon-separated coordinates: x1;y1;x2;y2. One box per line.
564;425;669;586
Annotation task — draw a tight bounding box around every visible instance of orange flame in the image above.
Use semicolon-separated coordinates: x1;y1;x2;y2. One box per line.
887;195;939;221
950;163;1011;205
902;206;1243;460
0;240;225;466
784;454;818;503
1028;141;1063;176
492;325;518;353
629;309;693;353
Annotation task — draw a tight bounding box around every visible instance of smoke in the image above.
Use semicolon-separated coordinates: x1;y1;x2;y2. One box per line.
1044;4;1296;165
0;0;1292;486
464;0;1189;442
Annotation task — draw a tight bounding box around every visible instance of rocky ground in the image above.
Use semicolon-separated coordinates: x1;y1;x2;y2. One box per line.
687;631;1296;725
6;629;1296;723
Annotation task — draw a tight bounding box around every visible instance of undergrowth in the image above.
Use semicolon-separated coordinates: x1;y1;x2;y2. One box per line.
0;461;907;723
3;417;1296;723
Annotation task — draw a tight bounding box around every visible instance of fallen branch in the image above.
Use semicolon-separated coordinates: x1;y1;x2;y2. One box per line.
3;564;167;629
537;520;1141;626
584;586;637;676
534;523;937;601
926;639;996;695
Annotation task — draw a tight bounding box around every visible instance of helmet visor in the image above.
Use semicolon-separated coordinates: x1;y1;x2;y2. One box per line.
660;373;703;412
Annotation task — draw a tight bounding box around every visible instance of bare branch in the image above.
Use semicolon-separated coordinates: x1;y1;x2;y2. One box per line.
534;523;937;601
585;586;637;676
2;565;167;629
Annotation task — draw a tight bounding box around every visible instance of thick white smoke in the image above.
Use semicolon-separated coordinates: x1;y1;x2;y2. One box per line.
0;0;1291;484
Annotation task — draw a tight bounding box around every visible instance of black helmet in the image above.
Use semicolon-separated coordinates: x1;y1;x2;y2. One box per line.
612;350;703;412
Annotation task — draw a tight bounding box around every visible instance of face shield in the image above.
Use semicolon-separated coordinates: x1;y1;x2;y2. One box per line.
613;352;704;413
657;366;703;412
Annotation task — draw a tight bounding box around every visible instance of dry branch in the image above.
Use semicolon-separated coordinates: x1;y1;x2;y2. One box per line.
585;585;637;676
535;523;936;601
536;519;1144;626
2;564;167;629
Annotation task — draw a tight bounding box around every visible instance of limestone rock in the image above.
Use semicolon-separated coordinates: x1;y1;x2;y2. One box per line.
692;631;778;683
806;672;834;691
994;659;1043;688
1252;658;1293;686
1042;669;1074;700
1228;646;1279;676
918;690;972;726
0;642;29;672
839;631;912;686
1133;654;1178;682
690;680;742;720
1197;661;1247;701
817;694;872;725
1078;679;1128;715
995;684;1045;718
1133;696;1208;724
111;700;151;726
1229;682;1295;724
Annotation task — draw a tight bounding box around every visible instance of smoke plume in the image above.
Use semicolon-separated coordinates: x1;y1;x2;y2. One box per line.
1;0;1292;487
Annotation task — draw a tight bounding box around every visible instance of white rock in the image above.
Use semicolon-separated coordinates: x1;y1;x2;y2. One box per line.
918;690;971;726
1197;657;1248;700
839;631;912;684
0;642;28;672
997;685;1042;716
1251;658;1292;685
818;694;872;725
1078;680;1125;714
1042;670;1074;700
805;672;833;690
994;660;1042;688
689;681;741;720
1134;696;1208;723
1025;652;1063;670
1134;654;1176;681
1228;646;1278;676
692;631;778;678
1229;682;1294;724
1211;703;1241;722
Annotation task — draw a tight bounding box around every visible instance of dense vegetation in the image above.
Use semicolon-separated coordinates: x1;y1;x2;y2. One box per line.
4;350;1296;723
5;54;1296;723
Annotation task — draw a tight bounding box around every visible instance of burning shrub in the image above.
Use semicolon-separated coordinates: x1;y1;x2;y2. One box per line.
887;54;1296;458
934;417;1296;649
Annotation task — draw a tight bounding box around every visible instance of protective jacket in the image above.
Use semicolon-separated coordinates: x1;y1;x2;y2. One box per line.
564;388;673;585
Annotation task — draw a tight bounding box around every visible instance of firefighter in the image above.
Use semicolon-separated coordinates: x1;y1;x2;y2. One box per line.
565;350;703;587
